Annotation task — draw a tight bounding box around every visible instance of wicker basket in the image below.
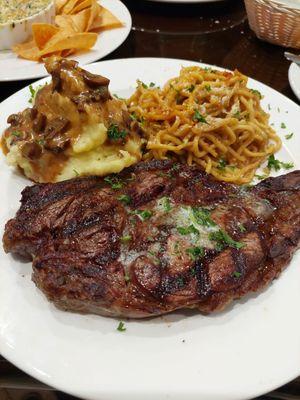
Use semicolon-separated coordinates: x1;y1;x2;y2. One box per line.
244;0;300;49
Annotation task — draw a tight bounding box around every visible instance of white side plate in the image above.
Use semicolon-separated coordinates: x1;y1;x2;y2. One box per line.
0;0;131;81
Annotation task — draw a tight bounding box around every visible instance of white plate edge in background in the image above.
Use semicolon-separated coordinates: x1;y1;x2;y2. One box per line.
289;62;300;102
0;0;131;82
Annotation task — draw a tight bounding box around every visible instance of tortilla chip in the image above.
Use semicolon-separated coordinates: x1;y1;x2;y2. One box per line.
61;0;86;14
32;24;60;49
13;40;41;61
71;8;91;31
87;1;101;31
55;14;76;31
39;31;97;57
55;0;69;14
91;7;123;31
70;0;92;14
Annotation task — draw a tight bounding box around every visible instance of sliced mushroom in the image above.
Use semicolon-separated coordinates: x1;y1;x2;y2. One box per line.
44;134;70;153
30;107;38;119
44;117;70;137
7;113;21;126
82;70;110;88
43;117;70;152
71;87;111;110
33;113;47;133
21;142;42;160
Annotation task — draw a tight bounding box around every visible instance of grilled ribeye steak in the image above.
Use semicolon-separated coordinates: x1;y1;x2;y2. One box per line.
3;160;300;318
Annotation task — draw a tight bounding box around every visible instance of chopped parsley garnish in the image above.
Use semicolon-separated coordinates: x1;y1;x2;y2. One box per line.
107;124;127;140
237;223;246;233
138;80;156;89
285;133;293;140
186;246;204;260
233;271;242;278
130;112;138;121
104;176;123;189
173;241;180;255
11;131;21;137
281;161;294;170
177;225;199;235
130;112;145;125
187;84;195;92
140;81;148;89
169;163;180;175
193;109;208;124
267;155;294;171
113;93;125;100
36;138;45;146
192;207;216;227
73;169;79;177
209;229;245;251
121;235;132;243
161;197;171;212
28;84;44;104
233;111;241;119
29;84;35;104
177;277;185;287
281;122;286;129
255;174;268;180
172;163;180;170
170;84;182;104
204;84;211;92
117;321;126;332
118;194;131;205
158;172;168;178
250;89;262;99
133;209;153;221
148;251;160;264
217;158;227;171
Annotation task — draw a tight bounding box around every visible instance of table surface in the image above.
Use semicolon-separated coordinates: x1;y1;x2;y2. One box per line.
0;1;299;400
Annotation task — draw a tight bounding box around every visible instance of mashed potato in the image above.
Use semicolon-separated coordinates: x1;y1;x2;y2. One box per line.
1;57;142;183
4;122;141;182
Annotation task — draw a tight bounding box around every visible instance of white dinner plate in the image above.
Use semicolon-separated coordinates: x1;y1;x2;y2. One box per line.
289;62;300;101
0;0;131;82
0;58;300;400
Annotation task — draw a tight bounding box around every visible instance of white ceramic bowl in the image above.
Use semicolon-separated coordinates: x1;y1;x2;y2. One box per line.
0;1;55;50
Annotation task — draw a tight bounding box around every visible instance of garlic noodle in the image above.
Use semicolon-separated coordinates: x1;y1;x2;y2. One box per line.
127;67;281;184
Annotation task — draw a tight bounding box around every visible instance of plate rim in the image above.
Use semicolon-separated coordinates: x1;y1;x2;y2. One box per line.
0;0;132;82
289;62;300;102
0;56;300;400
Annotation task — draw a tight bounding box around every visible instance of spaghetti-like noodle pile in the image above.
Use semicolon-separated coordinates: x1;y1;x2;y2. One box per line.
127;66;281;184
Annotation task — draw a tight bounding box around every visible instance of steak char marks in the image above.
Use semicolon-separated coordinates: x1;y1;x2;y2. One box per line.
3;160;300;317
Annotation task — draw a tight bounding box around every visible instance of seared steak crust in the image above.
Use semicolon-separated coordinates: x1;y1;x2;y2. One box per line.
3;160;300;317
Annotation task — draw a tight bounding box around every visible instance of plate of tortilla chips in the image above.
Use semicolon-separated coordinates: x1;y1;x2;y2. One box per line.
0;0;131;81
